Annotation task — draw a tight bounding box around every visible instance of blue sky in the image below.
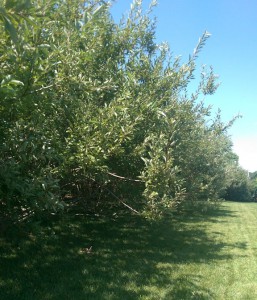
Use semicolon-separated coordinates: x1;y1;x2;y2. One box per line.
111;0;257;172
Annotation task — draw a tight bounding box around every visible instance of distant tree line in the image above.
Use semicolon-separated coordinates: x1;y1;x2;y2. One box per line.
223;166;257;202
0;0;246;225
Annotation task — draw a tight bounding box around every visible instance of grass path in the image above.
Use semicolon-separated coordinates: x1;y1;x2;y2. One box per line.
1;201;257;299
201;202;257;299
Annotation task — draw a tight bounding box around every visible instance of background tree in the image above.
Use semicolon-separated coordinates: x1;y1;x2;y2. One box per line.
223;153;252;202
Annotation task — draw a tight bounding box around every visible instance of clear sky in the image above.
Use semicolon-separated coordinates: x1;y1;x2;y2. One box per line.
111;0;257;172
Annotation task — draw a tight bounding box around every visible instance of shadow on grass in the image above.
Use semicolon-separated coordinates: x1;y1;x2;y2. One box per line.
0;204;243;299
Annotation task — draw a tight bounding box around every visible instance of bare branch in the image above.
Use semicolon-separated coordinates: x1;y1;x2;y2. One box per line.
108;172;143;183
105;187;140;214
29;84;55;94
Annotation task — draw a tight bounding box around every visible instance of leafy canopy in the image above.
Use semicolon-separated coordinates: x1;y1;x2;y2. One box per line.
0;0;241;223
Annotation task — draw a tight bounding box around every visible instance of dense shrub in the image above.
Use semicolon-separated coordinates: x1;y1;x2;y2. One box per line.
0;0;240;222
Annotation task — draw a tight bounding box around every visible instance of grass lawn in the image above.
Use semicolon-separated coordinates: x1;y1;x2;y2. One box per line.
1;201;257;299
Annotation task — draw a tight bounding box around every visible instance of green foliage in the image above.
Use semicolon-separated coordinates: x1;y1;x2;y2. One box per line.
224;163;252;202
248;171;257;201
0;0;242;222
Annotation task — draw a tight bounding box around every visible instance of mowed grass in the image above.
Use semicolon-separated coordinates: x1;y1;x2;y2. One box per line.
1;201;257;299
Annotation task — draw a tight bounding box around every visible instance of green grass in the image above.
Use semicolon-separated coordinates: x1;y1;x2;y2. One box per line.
1;201;257;299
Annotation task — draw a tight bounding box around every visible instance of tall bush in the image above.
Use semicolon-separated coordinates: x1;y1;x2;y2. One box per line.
0;0;239;222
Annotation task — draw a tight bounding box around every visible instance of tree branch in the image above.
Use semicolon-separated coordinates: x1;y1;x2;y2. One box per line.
108;172;143;183
104;187;140;214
